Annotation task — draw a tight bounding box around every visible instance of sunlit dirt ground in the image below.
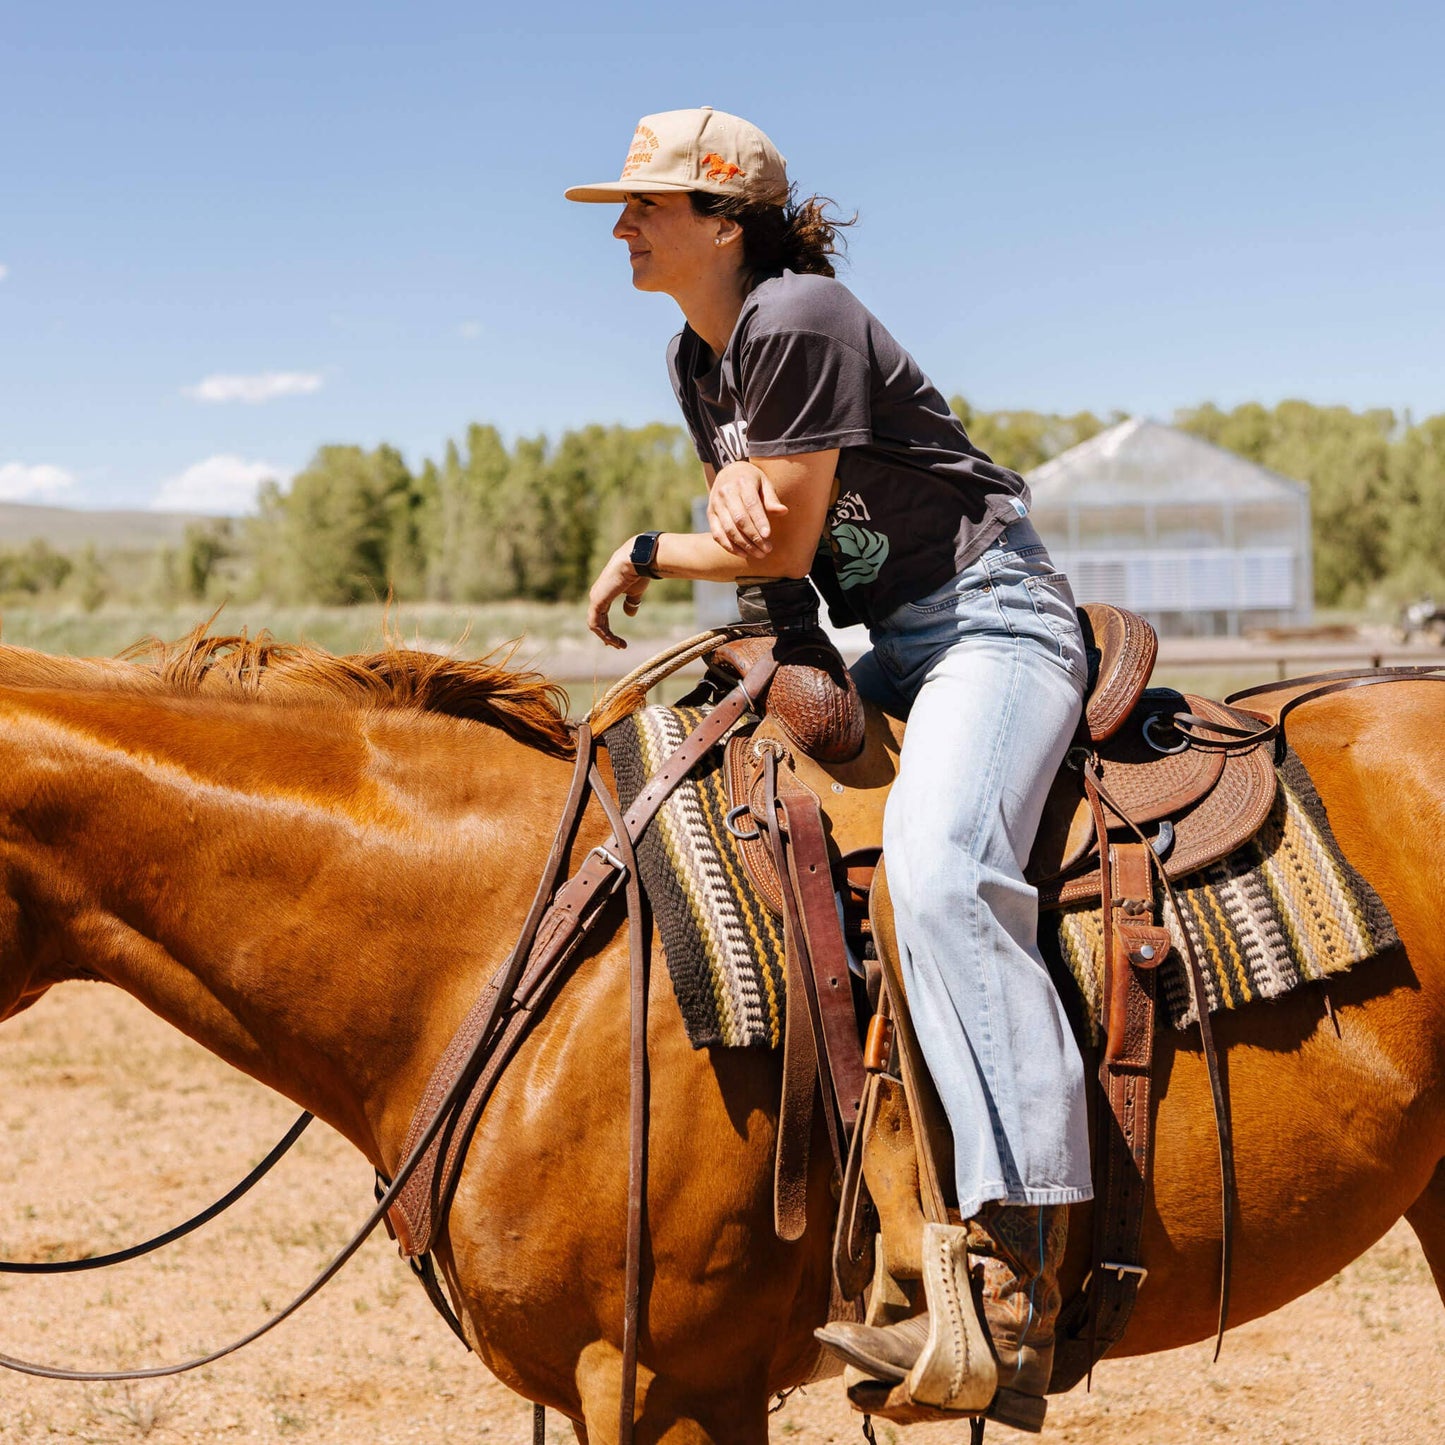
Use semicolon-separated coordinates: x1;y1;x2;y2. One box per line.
1;987;1440;1444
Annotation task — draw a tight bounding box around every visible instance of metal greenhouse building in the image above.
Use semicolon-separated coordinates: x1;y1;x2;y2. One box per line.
1026;418;1313;637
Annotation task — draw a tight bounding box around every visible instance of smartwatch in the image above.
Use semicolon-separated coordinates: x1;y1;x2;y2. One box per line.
629;530;664;580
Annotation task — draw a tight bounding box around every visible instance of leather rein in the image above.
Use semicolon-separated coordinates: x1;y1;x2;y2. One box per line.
0;1109;314;1276
0;648;780;1445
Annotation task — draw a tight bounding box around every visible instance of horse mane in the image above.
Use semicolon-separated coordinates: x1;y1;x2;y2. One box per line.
0;624;575;757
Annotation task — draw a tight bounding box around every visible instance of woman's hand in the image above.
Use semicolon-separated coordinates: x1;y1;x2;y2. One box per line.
708;461;790;559
587;542;650;649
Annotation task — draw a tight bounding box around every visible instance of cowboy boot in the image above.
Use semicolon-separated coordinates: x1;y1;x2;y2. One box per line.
816;1222;997;1412
966;1201;1069;1432
815;1204;1068;1431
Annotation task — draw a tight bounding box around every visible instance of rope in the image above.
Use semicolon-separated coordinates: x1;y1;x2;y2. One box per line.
587;624;768;723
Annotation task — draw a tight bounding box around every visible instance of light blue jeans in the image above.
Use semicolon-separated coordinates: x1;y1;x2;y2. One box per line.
851;517;1094;1218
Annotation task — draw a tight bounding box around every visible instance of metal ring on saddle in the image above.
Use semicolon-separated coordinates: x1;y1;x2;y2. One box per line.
1142;711;1190;755
724;803;762;842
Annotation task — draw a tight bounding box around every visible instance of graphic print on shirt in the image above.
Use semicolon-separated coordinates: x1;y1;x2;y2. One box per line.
826;490;890;590
712;417;749;465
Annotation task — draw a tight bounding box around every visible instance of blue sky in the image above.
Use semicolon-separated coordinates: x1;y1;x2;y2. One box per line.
2;0;1441;513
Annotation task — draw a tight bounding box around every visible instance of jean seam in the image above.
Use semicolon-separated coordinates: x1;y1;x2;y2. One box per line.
1024;576;1068;661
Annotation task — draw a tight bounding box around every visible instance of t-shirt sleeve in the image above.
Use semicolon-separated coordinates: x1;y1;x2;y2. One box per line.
738;328;872;457
665;331;714;464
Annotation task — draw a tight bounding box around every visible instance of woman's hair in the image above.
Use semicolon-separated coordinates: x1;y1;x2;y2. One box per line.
689;185;856;278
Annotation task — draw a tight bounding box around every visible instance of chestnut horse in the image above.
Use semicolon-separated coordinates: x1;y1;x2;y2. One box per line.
1;632;1443;1443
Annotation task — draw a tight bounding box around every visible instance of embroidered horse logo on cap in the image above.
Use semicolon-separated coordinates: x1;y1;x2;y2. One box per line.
701;152;745;183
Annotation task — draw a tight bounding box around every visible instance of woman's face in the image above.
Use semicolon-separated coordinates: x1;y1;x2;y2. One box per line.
613;192;734;295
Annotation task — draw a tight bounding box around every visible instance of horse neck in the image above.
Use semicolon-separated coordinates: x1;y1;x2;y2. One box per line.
0;685;582;1166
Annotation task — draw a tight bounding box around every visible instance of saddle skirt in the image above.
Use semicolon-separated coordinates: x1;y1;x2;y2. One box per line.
1028;689;1280;906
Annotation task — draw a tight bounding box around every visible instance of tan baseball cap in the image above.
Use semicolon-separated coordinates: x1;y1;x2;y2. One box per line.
564;107;789;206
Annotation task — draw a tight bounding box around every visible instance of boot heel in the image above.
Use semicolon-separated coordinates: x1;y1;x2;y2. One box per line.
986;1385;1048;1433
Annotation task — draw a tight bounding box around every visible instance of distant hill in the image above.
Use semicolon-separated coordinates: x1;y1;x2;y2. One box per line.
0;500;225;551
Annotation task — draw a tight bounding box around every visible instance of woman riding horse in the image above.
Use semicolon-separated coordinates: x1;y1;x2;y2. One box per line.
573;106;1090;1414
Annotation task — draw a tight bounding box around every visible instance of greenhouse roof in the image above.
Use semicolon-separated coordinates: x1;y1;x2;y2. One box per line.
1026;418;1309;506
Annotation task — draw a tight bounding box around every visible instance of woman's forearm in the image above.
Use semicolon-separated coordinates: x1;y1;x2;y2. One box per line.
653;529;815;582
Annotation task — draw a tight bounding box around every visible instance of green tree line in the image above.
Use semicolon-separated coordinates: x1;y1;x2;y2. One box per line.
246;422;704;607
5;401;1442;611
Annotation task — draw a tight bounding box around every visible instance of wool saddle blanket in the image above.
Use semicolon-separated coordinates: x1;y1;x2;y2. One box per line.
604;705;1399;1049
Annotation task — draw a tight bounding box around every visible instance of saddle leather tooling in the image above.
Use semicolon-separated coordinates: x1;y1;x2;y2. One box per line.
724;606;1279;914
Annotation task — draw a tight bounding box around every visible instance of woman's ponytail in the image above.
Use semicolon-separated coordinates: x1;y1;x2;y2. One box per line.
691;185;856;278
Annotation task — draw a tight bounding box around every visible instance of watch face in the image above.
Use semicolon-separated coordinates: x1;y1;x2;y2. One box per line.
631;532;660;575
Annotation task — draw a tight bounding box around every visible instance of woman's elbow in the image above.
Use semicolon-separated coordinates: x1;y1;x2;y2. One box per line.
750;544;818;580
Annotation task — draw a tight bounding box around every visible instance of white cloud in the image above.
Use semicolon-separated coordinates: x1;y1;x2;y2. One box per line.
0;462;76;502
458;320;482;340
151;454;286;514
183;371;324;404
0;264;9;282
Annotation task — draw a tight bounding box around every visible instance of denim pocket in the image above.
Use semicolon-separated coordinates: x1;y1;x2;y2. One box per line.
903;581;992;618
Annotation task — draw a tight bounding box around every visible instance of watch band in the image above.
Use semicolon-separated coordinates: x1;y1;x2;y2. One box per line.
630;530;664;580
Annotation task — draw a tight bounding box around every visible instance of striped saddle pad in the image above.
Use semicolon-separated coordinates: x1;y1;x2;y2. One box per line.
604;706;1399;1049
1048;747;1399;1035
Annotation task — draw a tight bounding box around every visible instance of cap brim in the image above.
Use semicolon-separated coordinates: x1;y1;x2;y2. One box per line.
563;179;697;203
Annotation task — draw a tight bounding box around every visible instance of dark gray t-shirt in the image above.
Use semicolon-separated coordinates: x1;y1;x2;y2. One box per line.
666;269;1029;626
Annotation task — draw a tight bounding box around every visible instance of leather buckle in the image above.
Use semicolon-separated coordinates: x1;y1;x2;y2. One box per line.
1102;1260;1149;1282
750;735;789;765
588;844;628;880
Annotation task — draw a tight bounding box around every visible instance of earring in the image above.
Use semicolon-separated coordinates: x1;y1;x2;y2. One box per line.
714;238;723;246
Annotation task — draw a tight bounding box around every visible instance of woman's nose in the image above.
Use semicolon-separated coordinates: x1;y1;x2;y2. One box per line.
613;204;638;240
